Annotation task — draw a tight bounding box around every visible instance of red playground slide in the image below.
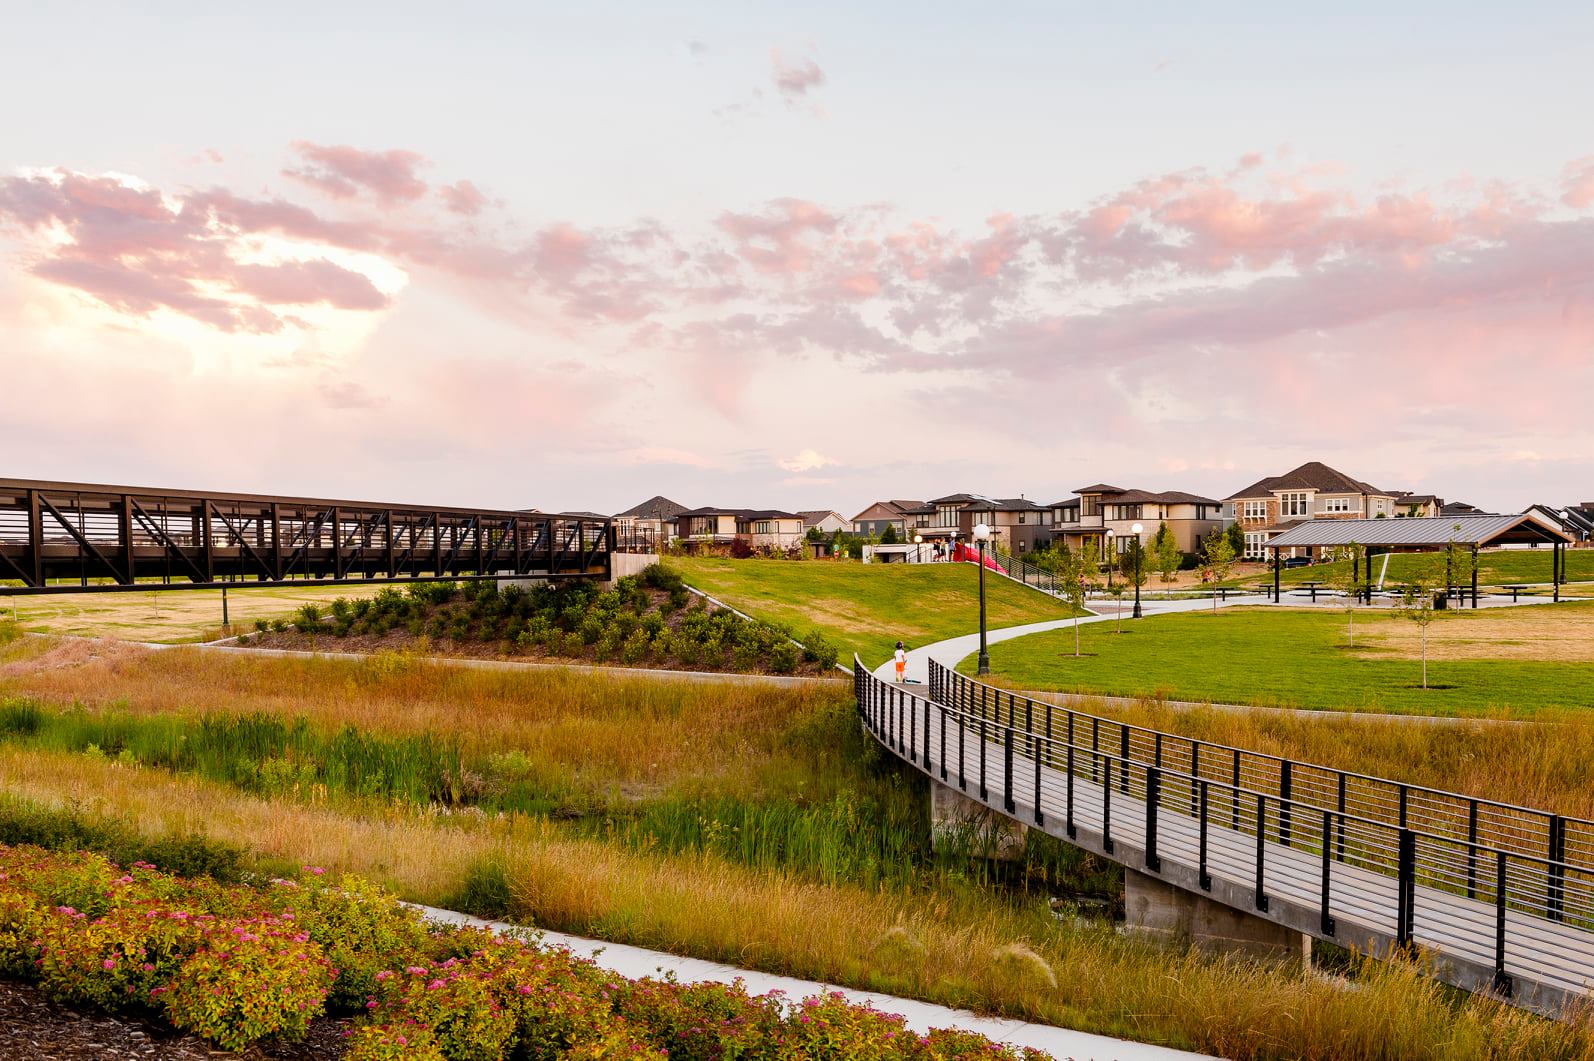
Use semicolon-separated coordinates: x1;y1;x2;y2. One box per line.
951;542;1003;571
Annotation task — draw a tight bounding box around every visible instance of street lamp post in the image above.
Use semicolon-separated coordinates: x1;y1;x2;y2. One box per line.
974;522;992;674
1131;521;1144;619
913;534;924;565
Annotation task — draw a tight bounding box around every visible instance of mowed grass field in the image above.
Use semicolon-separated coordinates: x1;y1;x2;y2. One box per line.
3;582;382;643
1225;546;1594;592
964;602;1594;717
670;557;1079;667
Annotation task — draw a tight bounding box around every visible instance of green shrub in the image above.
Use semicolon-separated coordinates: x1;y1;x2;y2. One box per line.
266;873;431;1012
0;619;19;645
768;640;800;674
161;916;334;1049
620;629;650;665
344;1022;447;1060
560;631;586;658
291;604;323;634
803;630;840;670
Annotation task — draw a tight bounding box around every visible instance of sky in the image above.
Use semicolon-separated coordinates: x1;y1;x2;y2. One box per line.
2;2;1592;516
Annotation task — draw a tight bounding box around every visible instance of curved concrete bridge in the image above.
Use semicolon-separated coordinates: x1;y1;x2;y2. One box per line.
855;658;1594;1016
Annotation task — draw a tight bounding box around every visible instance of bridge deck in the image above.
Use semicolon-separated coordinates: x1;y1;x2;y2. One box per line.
860;672;1594;1014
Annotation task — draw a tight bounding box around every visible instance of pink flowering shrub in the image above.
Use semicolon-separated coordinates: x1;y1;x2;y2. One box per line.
159;916;335;1050
264;871;432;1011
343;1020;447;1060
0;844;1052;1061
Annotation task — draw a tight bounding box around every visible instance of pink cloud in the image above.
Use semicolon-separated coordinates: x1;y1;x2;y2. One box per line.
284;142;429;205
770;48;825;102
439;179;488;216
1562;157;1594;208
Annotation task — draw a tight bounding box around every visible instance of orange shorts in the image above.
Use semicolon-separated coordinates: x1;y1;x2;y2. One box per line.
895;661;906;677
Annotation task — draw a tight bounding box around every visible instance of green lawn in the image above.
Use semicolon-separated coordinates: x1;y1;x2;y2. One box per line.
961;602;1594;717
1227;546;1594;593
668;557;1079;668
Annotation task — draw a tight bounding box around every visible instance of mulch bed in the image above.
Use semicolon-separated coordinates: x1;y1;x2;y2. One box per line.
0;980;350;1059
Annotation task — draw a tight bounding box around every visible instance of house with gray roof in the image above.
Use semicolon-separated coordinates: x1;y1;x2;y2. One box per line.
1049;484;1223;561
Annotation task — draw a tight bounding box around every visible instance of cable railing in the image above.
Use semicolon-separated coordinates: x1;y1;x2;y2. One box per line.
854;659;1594;1011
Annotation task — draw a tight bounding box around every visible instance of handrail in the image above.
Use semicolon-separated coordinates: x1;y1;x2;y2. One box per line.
854;659;1594;1009
930;660;1594;855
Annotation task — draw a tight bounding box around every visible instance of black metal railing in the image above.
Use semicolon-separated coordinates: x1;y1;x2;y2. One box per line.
853;658;1594;1009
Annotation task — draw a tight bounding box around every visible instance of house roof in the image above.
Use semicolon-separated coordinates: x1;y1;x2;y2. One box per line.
1049;488;1217;507
1225;461;1393;501
615;495;690;520
927;492;989;505
677;507;801;521
850;499;924;522
1265;513;1572;550
797;509;845;528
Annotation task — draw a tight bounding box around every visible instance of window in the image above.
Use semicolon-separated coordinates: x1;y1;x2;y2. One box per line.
1242;501;1267;521
936;505;959;526
1280;492;1310;517
1018;539;1028;552
1244;532;1267;560
755;521;771;535
1018;512;1026;524
1322;497;1352;514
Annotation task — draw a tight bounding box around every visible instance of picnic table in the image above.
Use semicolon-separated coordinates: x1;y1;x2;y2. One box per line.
1296;580;1325;602
1501;584;1532;603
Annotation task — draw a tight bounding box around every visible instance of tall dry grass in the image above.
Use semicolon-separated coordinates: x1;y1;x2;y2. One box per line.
2;745;1591;1061
993;686;1594;820
0;641;853;797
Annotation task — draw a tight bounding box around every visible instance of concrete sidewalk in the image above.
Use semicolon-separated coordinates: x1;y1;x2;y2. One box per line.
413;905;1217;1061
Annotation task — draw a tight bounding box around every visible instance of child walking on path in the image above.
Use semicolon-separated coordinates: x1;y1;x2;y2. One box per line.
894;641;907;682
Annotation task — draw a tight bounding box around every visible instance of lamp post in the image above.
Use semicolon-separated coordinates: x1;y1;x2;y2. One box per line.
913;534;924;565
974;522;992;674
1130;521;1144;620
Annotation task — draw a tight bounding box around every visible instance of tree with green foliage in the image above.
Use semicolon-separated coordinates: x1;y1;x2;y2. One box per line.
1329;541;1369;647
1150;521;1181;583
1054;546;1093;656
1198;530;1236;614
1106;581;1127;633
1397;562;1441;690
1225;521;1245;560
879;524;899;545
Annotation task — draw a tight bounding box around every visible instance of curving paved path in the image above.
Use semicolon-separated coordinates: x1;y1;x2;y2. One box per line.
873;595;1264;685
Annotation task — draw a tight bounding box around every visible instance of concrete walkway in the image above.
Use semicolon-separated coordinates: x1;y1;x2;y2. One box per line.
412;905;1216;1061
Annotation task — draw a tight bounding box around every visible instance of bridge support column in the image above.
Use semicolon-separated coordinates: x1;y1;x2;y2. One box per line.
603;552;661;587
1123;869;1310;965
929;779;1027;861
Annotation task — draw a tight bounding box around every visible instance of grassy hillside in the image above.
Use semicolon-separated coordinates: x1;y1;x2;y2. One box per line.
3;582;383;643
669;557;1079;667
964;601;1594;717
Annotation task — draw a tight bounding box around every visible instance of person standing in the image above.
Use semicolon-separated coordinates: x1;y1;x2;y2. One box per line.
894;641;907;683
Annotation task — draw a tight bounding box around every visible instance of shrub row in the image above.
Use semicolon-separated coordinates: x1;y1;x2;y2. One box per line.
257;564;840;674
0;844;1045;1059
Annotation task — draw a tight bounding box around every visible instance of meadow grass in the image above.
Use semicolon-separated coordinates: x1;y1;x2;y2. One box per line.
669;557;1078;667
2;582;384;644
967;603;1594;717
2;747;1590;1061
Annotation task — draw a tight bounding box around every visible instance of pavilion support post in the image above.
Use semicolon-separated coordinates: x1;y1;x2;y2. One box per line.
1272;550;1281;603
1554;542;1561;603
1471;545;1479;608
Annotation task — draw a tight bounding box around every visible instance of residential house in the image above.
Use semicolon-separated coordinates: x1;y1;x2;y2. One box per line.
675;507;806;551
614;495;690;546
1527;504;1594;544
1224;461;1407;560
850;500;924;539
1392;493;1445;518
903;493;1052;554
1441;500;1488;518
1049;484;1223;560
798;510;851;536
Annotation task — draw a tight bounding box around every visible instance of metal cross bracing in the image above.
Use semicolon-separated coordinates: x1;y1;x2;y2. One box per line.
853;658;1594;1016
0;479;612;594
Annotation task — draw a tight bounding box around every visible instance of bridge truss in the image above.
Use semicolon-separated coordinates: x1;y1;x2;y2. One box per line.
0;478;611;594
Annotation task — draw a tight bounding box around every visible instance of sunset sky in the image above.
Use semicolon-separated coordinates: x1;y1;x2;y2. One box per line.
4;3;1592;516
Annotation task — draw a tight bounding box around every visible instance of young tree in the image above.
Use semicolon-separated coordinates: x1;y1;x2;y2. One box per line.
1397;567;1440;690
1329;541;1369;647
1107;581;1127;633
1151;521;1181;583
1443;529;1476;605
1054;545;1093;656
1224;520;1246;560
1198;530;1237;614
879;524;899;545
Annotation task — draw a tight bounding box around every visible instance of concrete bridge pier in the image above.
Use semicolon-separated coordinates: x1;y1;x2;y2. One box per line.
1123;869;1311;965
929;779;1028;861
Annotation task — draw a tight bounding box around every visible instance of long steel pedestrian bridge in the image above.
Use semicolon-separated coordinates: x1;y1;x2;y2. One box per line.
0;478;612;594
855;658;1594;1016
